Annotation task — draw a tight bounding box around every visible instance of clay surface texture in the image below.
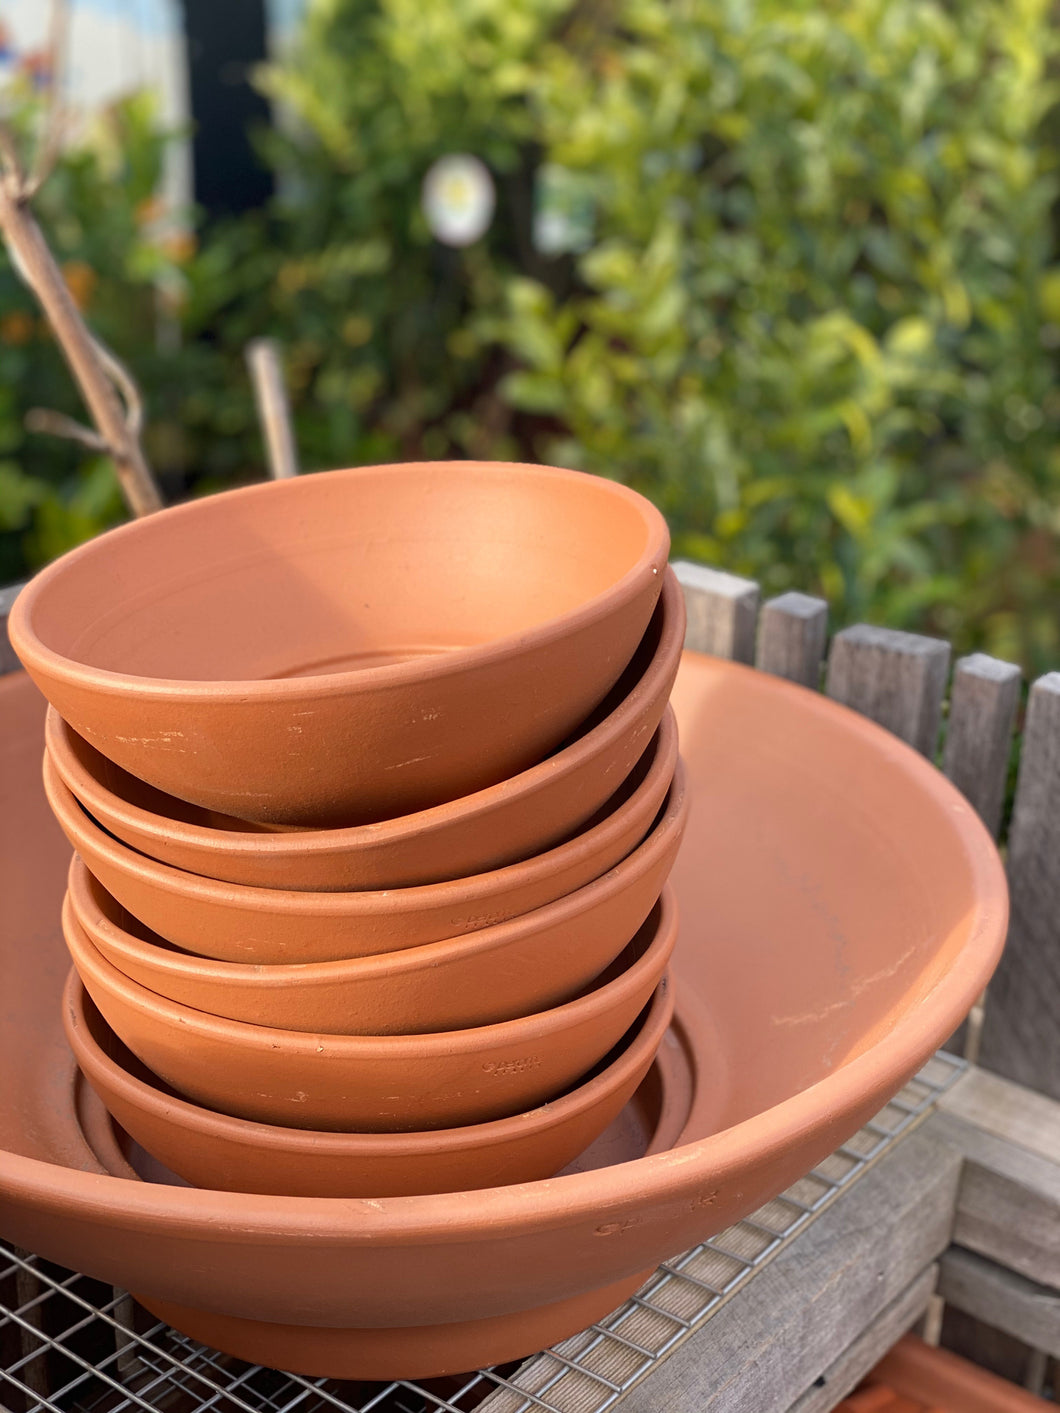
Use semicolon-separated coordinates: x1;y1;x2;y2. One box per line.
64;976;675;1198
11;462;670;825
42;570;685;890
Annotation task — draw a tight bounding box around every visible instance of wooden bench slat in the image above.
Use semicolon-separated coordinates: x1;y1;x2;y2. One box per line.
942;653;1021;839
617;1127;960;1413
938;1247;1060;1361
756;592;829;689
787;1265;938;1413
672;561;760;663
825;624;951;758
977;673;1060;1098
933;1107;1060;1292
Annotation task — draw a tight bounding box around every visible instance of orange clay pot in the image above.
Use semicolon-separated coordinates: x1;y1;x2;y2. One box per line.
80;1002;699;1188
61;762;683;1034
43;570;685;892
49;762;687;995
0;656;1008;1379
839;1334;1047;1413
63;891;678;1131
46;713;678;971
10;463;669;827
64;974;674;1197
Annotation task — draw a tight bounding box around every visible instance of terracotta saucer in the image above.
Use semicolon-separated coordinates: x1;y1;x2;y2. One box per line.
0;654;1007;1378
74;996;701;1193
43;571;685;892
11;463;669;826
64;974;675;1197
840;1334;1047;1413
48;758;687;979
60;774;684;1038
63;894;678;1131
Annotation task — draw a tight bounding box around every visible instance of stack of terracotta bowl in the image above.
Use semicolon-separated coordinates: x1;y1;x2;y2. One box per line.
12;461;689;1201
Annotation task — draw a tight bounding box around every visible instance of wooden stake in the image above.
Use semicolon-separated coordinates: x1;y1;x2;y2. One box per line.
246;337;299;479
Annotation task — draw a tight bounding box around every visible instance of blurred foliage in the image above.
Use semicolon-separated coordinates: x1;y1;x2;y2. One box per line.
3;0;1060;671
0;85;191;583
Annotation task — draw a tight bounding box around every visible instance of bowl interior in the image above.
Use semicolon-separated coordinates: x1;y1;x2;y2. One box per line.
0;652;998;1174
25;465;657;683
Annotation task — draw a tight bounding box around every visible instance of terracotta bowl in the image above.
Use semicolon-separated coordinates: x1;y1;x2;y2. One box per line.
10;463;669;827
77;994;702;1193
63;890;678;1131
80;1001;700;1189
43;571;685;892
49;765;687;1007
0;656;1008;1379
64;974;674;1197
45;710;678;970
62;793;679;1034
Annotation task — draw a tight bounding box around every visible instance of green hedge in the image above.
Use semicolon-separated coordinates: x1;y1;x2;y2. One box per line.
3;0;1060;671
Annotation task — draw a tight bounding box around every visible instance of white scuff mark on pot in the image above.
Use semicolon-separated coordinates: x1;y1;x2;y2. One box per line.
383;755;433;771
113;734;188;751
770;942;918;1028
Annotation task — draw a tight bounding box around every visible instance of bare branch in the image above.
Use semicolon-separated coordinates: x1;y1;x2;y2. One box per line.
0;0;162;518
0;122;26;189
25;407;108;453
91;332;145;440
24;0;69;199
0;184;163;516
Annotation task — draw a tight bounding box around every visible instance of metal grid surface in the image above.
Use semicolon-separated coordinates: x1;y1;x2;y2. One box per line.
0;1050;964;1413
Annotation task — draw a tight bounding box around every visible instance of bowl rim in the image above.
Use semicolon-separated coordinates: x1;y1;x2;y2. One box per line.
54;709;677;918
62;886;679;1060
9;462;670;702
41;570;684;863
1;655;1008;1250
63;972;675;1160
48;752;687;932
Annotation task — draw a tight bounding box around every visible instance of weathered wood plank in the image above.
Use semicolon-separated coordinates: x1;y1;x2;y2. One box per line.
756;592;829;689
0;582;23;678
825;624;951;757
932;1108;1060;1291
977;673;1060;1098
786;1265;938;1413
938;1247;1060;1360
939;1066;1060;1168
617;1125;961;1413
937;655;1019;1062
672;561;760;663
942;653;1021;839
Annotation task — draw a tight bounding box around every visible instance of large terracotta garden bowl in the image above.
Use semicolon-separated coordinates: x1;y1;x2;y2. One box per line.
64;975;674;1197
46;711;677;970
43;571;685;892
50;768;687;1014
63;890;678;1131
10;463;669;827
0;652;1008;1378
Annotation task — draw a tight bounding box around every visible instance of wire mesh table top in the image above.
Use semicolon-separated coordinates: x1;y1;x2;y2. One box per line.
0;1049;964;1413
